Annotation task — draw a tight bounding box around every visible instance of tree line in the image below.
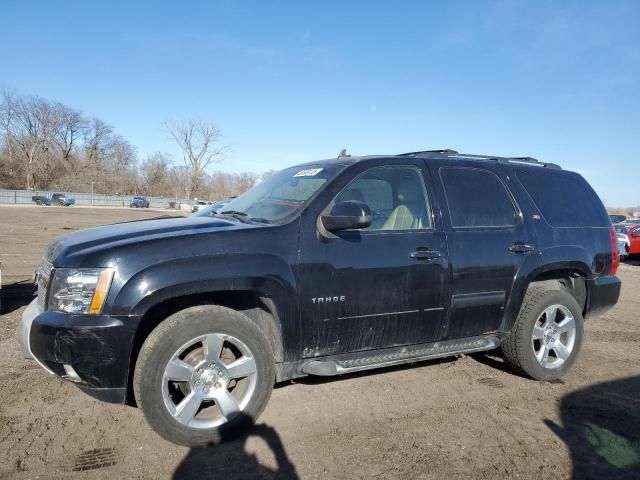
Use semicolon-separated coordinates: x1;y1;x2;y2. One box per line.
0;90;264;200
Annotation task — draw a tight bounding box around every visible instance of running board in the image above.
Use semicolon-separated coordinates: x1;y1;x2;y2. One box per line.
302;336;500;376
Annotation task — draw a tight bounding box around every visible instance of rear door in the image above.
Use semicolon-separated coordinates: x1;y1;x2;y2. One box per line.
430;163;536;339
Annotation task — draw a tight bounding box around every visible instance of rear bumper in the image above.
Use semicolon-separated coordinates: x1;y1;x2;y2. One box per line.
18;299;139;404
585;276;621;319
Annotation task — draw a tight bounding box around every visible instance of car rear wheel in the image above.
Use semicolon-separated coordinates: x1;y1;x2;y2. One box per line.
501;285;583;381
133;305;275;446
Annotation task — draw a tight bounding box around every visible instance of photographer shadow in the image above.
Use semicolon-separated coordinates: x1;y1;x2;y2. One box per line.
545;375;640;479
173;414;299;480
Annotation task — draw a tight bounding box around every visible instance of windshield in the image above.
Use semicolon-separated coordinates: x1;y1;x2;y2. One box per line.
615;226;629;234
609;214;627;224
219;164;341;223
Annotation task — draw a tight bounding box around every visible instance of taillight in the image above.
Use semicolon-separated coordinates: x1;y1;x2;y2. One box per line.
609;226;620;276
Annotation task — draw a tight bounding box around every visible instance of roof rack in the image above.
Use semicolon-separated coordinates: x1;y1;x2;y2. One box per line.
397;149;459;157
396;149;561;169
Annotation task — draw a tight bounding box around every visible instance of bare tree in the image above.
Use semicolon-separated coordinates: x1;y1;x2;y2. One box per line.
83;117;113;166
0;91;263;200
164;118;226;199
55;104;87;161
138;152;173;196
10;95;63;189
206;171;259;200
0;89;17;177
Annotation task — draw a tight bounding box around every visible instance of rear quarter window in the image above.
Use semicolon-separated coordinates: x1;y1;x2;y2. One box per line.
517;169;609;227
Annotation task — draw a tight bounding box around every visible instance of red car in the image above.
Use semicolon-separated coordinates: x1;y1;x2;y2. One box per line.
624;224;640;255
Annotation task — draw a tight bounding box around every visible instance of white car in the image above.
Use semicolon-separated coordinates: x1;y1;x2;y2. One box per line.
615;225;630;260
191;201;210;213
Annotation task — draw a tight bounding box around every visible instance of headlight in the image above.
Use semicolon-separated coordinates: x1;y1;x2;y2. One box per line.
48;268;114;314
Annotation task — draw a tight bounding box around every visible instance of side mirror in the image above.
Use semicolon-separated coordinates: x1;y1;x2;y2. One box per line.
321;201;372;232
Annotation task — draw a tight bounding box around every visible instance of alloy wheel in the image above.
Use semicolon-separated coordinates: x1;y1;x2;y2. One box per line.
531;304;576;369
161;333;258;429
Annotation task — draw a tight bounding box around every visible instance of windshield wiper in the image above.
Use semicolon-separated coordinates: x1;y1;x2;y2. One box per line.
214;210;252;224
249;217;272;224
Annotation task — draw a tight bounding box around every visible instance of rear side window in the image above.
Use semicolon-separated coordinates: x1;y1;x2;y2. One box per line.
517;170;609;227
440;167;517;228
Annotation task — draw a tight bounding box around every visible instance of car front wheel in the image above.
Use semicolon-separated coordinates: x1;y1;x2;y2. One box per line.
133;305;275;446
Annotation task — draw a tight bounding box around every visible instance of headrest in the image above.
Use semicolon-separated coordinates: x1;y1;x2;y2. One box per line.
397;180;421;203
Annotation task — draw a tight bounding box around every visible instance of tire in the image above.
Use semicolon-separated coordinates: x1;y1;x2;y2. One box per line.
501;285;583;381
35;199;42;206
133;305;275;446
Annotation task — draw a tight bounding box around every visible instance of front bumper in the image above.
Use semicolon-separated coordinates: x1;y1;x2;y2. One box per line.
18;299;140;403
585;275;622;319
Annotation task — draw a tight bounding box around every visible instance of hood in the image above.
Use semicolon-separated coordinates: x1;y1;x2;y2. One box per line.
45;216;259;265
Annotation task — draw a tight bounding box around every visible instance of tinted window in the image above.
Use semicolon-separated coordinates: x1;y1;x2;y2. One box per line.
517;170;609;227
334;166;432;230
440;167;517;228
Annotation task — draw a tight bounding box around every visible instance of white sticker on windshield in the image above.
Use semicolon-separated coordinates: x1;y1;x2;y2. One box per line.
294;168;323;177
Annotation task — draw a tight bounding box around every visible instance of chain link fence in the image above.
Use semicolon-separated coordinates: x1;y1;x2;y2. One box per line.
0;189;189;210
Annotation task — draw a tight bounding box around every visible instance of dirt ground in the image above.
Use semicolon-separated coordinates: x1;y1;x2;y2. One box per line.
1;205;638;480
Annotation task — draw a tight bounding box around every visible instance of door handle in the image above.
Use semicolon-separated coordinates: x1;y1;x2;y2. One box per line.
508;242;536;254
409;248;441;260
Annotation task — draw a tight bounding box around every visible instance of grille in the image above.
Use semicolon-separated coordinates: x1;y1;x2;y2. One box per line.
36;259;53;310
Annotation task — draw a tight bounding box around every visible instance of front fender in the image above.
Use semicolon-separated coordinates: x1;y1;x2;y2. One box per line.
110;253;297;317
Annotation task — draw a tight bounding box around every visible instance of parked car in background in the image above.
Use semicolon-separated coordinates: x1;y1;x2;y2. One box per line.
191;197;237;217
191;200;210;213
608;214;627;224
130;196;150;208
621;224;640;256
31;192;75;206
614;225;631;260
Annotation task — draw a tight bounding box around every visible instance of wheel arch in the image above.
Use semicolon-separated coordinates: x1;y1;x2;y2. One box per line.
501;254;593;333
125;289;285;406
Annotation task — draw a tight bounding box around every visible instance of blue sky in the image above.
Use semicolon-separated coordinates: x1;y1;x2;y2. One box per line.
1;0;639;205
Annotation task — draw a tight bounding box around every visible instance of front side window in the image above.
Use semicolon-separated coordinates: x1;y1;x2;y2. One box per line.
333;166;432;231
440;167;517;228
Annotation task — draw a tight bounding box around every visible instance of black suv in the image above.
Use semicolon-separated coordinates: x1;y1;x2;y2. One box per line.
18;149;621;446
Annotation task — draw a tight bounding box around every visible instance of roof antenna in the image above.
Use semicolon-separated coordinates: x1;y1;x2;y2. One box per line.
337;148;350;159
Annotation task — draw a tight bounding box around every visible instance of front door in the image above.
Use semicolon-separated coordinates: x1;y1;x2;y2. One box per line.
296;161;449;358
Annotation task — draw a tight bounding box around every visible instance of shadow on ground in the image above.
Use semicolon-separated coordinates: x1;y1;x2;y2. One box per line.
546;375;640;479
173;414;298;480
0;280;36;315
